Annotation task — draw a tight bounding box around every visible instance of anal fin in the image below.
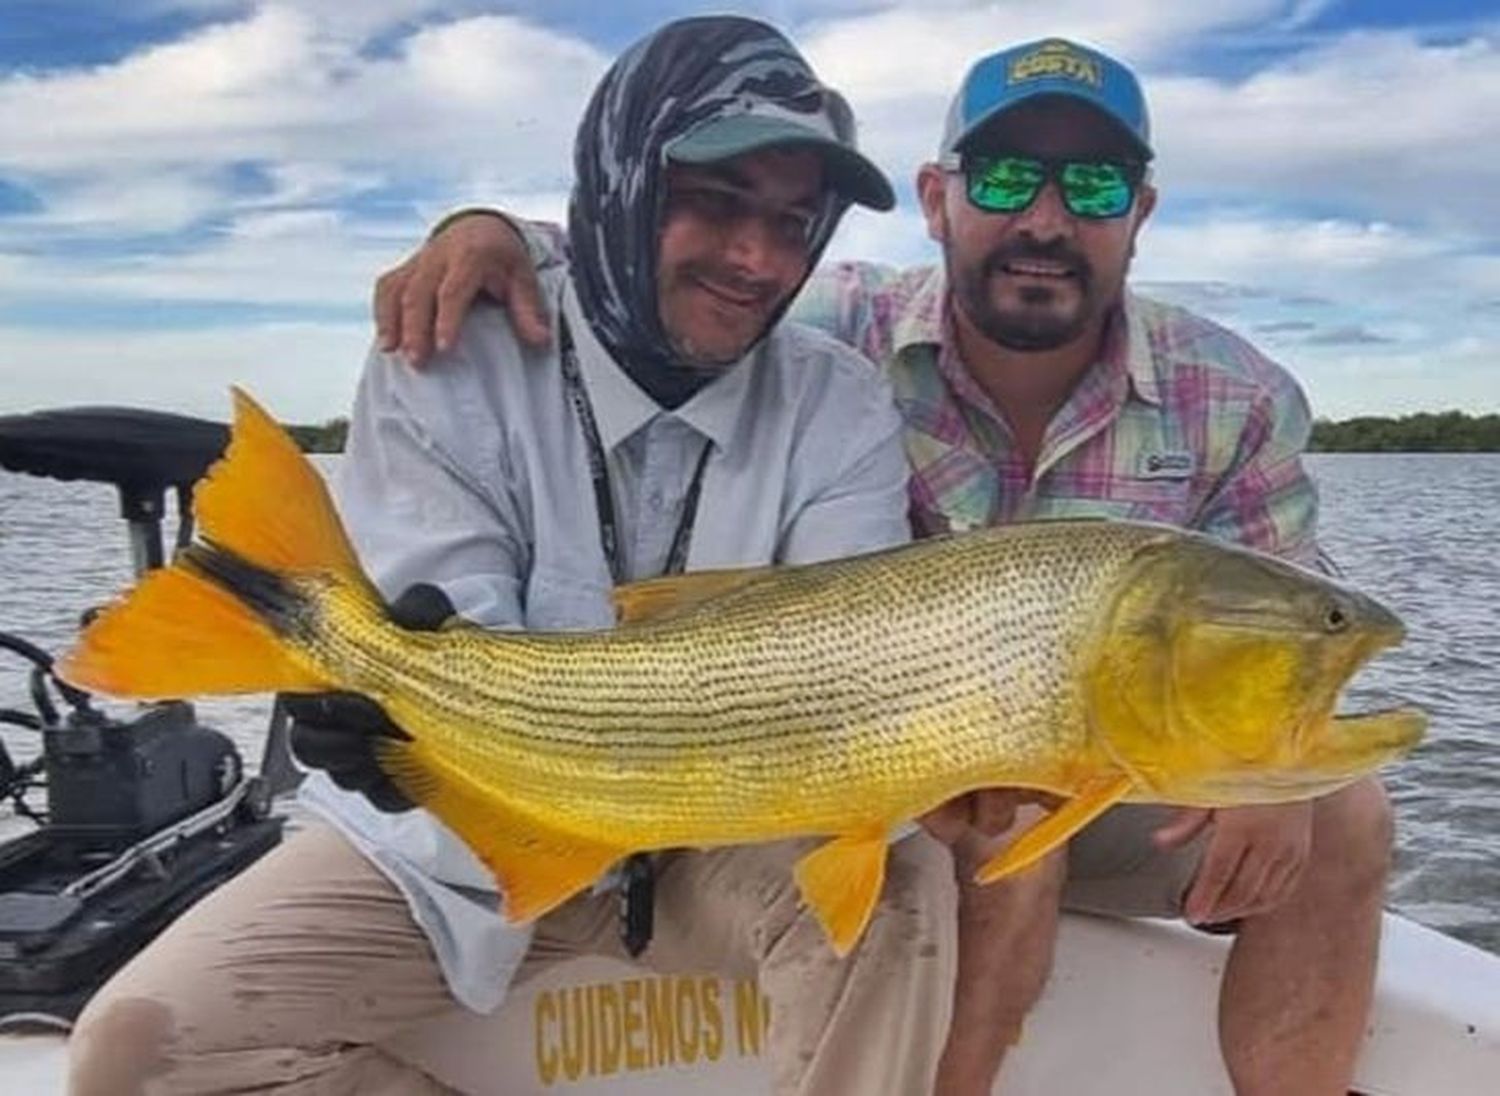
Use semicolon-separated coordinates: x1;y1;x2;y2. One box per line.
377;739;628;922
975;775;1132;884
793;829;889;957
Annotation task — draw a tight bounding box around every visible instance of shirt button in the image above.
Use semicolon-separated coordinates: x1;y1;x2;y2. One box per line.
647;491;664;510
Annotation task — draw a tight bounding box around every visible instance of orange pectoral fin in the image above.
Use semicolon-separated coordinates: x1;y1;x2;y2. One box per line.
375;738;628;922
975;775;1132;884
793;829;889;957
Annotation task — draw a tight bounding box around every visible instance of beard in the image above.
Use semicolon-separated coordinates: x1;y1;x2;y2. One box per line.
659;259;786;367
949;236;1101;352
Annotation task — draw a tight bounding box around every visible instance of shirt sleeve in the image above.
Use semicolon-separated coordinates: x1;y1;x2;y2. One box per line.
1194;375;1320;567
788;260;903;365
777;358;913;565
335;342;530;629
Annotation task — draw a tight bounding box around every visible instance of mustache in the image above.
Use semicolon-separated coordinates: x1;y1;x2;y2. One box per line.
983;238;1093;285
678;262;780;304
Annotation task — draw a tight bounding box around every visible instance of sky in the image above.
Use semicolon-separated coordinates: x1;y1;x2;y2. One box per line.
0;1;1496;423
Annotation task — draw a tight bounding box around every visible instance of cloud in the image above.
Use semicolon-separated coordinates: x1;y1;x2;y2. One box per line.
1254;319;1318;333
0;2;1495;422
1152;30;1500;234
1302;324;1395;346
0;319;370;421
0;5;603;232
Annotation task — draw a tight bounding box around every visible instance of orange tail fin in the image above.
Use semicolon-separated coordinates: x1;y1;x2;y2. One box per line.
58;387;370;699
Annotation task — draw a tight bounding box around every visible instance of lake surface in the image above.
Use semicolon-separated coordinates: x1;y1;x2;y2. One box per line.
1;453;1497;953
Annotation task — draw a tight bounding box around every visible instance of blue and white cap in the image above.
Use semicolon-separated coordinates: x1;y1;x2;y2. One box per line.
939;38;1153;160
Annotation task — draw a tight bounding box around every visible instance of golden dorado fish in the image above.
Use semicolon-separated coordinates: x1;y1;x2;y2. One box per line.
61;390;1425;955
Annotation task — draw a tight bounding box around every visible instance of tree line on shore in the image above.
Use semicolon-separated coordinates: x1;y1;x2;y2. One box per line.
1308;411;1500;452
288;411;1500;455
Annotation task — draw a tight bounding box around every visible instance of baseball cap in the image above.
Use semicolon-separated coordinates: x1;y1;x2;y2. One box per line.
665;86;896;212
939;38;1153;161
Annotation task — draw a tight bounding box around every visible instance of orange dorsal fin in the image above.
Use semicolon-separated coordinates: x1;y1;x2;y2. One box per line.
194;387;366;584
793;829;889;956
613;566;775;625
974;775;1132;884
376;738;629;922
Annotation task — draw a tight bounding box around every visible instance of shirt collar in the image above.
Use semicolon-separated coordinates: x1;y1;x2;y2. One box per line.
902;267;1163;408
1110;291;1163;406
563;276;748;453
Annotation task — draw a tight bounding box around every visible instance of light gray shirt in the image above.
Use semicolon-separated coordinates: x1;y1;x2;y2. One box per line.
300;267;911;1013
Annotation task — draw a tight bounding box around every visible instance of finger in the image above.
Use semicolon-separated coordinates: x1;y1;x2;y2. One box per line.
501;263;552;348
1154;807;1212;850
970;790;1021;837
1205;848;1277;923
918;795;975;847
399;262;444;367
1184;840;1248;925
433;265;485;355
373;262;412;352
1254;850;1308;917
289;723;364;769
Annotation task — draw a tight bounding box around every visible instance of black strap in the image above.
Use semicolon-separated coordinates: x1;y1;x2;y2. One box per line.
559;317;710;958
559;320;711;585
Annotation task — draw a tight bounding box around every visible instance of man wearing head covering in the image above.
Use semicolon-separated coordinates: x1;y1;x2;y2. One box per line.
68;18;969;1096
372;36;1393;1096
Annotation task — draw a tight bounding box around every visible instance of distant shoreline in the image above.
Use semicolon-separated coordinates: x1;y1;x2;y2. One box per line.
287;411;1500;455
1308;411;1500;453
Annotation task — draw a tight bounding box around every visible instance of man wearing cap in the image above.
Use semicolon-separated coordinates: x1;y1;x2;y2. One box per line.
68;18;972;1096
373;35;1394;1096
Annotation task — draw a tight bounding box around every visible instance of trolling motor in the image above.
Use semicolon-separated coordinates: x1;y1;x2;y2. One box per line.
0;407;285;1023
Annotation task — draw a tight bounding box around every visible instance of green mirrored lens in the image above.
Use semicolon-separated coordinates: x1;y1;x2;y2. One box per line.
1059;162;1134;217
962;156;1137;219
967;157;1045;213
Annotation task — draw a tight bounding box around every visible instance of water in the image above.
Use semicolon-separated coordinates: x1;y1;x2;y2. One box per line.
1;455;1497;954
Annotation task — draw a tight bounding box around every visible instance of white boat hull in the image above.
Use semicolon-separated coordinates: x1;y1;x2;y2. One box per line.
5;912;1496;1094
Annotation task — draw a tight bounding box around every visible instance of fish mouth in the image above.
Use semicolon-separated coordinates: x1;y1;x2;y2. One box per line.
1184;705;1426;804
1327;705;1426;745
1299;703;1426;775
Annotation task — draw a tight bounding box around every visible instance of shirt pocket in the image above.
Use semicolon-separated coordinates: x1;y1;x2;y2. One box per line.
1038;477;1195;526
524;566;616;630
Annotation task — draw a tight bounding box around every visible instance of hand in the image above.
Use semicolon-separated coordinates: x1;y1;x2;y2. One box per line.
1155;802;1314;926
373;211;550;367
921;789;1061;883
285;583;457;812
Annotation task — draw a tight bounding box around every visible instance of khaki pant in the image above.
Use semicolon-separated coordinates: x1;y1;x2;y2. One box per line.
68;822;960;1096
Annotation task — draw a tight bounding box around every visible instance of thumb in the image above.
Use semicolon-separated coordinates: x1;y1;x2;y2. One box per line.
1154;807;1212;850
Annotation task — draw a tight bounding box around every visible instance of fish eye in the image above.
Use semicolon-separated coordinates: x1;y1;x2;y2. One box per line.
1322;602;1350;633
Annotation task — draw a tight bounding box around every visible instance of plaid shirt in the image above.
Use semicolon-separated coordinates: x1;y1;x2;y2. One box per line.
793;262;1319;563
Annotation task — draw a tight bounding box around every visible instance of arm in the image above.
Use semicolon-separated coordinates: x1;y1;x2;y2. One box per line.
374;211;912;371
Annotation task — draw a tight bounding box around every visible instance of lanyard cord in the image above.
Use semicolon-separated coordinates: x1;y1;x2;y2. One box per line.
559;318;711;584
557;315;712;958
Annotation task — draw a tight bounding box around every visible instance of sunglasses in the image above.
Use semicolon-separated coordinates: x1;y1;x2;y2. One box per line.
942;153;1144;219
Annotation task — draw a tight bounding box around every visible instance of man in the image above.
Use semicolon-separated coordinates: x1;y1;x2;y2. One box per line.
374;38;1396;1095
68;18;977;1096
